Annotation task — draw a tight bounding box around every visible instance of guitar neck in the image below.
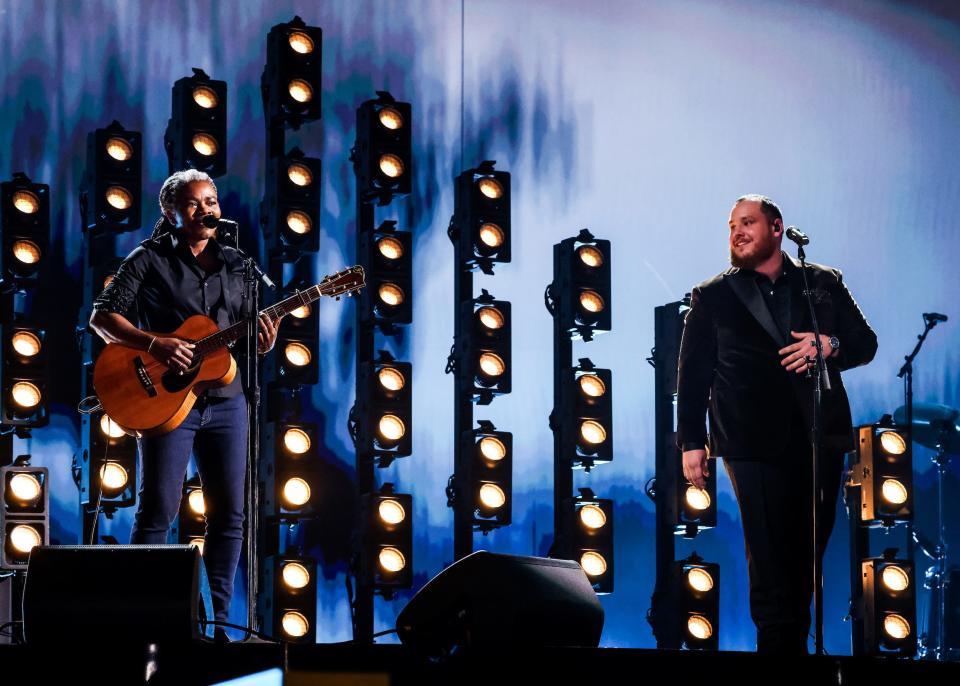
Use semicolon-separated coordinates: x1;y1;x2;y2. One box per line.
193;284;324;356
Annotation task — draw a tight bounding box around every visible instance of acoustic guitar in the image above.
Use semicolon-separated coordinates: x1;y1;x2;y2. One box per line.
93;266;365;437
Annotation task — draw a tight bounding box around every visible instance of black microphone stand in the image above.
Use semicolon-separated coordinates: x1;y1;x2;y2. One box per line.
897;314;944;659
795;241;831;656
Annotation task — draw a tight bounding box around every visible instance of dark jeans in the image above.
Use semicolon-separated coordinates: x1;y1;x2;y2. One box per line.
723;431;844;654
131;393;248;622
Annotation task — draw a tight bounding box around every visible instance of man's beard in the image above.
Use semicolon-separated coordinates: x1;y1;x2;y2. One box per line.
729;236;776;269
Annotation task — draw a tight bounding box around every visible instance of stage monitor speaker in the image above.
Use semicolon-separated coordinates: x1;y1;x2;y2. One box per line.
22;545;209;644
396;551;604;655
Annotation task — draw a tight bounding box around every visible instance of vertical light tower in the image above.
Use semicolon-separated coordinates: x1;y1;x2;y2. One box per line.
257;15;324;642
546;229;614;593
351;91;414;644
447;161;513;562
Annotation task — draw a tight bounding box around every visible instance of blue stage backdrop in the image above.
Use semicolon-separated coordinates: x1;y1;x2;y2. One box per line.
2;0;958;651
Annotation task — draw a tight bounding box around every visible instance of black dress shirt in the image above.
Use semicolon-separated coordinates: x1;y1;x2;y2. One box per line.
749;253;793;343
93;228;246;398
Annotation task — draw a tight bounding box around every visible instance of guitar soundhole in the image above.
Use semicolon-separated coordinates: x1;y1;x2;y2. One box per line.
160;364;202;393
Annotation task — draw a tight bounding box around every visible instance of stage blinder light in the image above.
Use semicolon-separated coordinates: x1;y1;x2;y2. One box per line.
355;93;412;199
361;488;413;592
164;68;227;177
854;422;912;524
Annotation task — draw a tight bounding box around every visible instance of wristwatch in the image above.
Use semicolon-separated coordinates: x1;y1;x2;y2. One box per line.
828;335;840;357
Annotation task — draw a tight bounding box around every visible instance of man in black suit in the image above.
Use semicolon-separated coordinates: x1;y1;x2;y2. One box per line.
676;194;877;653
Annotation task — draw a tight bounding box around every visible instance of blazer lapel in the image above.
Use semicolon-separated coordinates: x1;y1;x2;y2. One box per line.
724;270;786;347
786;254;808;334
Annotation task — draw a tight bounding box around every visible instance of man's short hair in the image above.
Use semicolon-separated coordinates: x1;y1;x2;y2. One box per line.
158;169;217;216
735;194;782;227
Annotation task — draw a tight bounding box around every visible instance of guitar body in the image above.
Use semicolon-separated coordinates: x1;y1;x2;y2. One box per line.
93;315;237;438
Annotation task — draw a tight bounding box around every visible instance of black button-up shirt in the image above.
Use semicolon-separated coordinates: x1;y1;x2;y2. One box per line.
750;254;793;343
93;229;246;398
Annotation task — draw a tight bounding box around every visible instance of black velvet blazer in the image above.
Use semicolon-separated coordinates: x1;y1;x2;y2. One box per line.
676;254;878;459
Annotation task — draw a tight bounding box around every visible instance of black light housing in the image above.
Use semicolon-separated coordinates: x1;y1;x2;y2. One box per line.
463;420;512;528
261;147;321;258
262;421;321;518
555;230;611;340
562;489;614;594
453;161;510;272
671;554;720;650
1;463;49;570
354;92;412;201
263;16;323;128
1;319;48;428
360;485;413;594
259;555;319;643
171;474;206;551
458;291;511;403
82;120;142;233
359;221;412;328
1;172;49;292
558;359;611;470
79;411;138;509
164;68;228;177
861;551;916;656
357;354;412;462
853;421;912;525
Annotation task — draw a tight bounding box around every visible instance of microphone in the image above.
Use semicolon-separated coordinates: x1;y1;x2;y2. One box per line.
202;214;234;229
785;226;809;246
923;312;948;323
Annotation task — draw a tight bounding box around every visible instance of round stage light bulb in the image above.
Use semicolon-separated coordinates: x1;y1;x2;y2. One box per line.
12;190;39;214
191;133;218;157
11;381;41;409
106;137;133;161
189;537;205;555
377;236;404;261
479;436;506;462
379;547;406;573
284;342;312;367
12;239;41;266
478;223;504;249
283;428;311;455
479;483;506;510
192;86;218;109
477;307;504;330
281;611;310;638
106;186;133;210
378;283;405;307
286;210;312;235
580;551;607;578
282;478;311;508
881;565;910;592
288;79;313;103
378;107;404;130
378;499;406;525
579;290;605;314
10;524;41;554
378;367;405;392
578;374;606;398
187;488;205;515
99;414;125;439
579;504;607;530
8;473;41;504
881;479;908;505
478;353;505;378
287;163;313;187
477;178;503;199
688;615;713;640
687;567;714;593
288;31;315;54
577;245;604;268
99;462;129;492
879;430;907;456
580;420;607;445
685;486;711;511
378;414;405;442
12;331;41;357
883;614;911;640
282;562;311;590
290;304;311;319
378;154;404;179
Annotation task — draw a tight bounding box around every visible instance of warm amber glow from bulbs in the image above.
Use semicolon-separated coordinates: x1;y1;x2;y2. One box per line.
106;186;132;210
687;568;715;593
288;79;313;103
477;307;504;330
12;191;39;214
378;499;406;525
479;437;506;462
579;504;607;530
188;489;205;515
11;331;41;357
378;107;404;130
192;86;219;109
580;551;607;577
688;615;713;640
12;240;41;266
578;245;604;268
477;178;503;199
378;414;405;442
9;524;42;554
288;31;315;54
192;134;218;156
99;414;125;438
284;342;312;367
378;367;405;392
883;614;911;640
578;374;606;398
283;428;311;455
881;479;909;505
478;223;504;249
282;611;310;638
479;483;506;510
99;463;129;492
282;478;311;508
377;236;403;260
11;382;41;409
580;420;606;445
685;486;711;511
379;154;404;178
8;473;41;504
378;283;404;307
378;547;406;573
282;562;311;589
287;163;313;187
879;431;907;455
106;137;133;161
286;210;312;235
579;291;605;314
881;565;910;592
478;353;505;378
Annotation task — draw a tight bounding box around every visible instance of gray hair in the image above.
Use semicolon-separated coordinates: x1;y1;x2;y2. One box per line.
158;169;217;216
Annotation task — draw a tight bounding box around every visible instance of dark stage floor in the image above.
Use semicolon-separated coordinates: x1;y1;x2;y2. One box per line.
2;643;959;685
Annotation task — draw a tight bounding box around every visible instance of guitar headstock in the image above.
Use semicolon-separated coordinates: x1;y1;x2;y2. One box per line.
318;265;366;298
